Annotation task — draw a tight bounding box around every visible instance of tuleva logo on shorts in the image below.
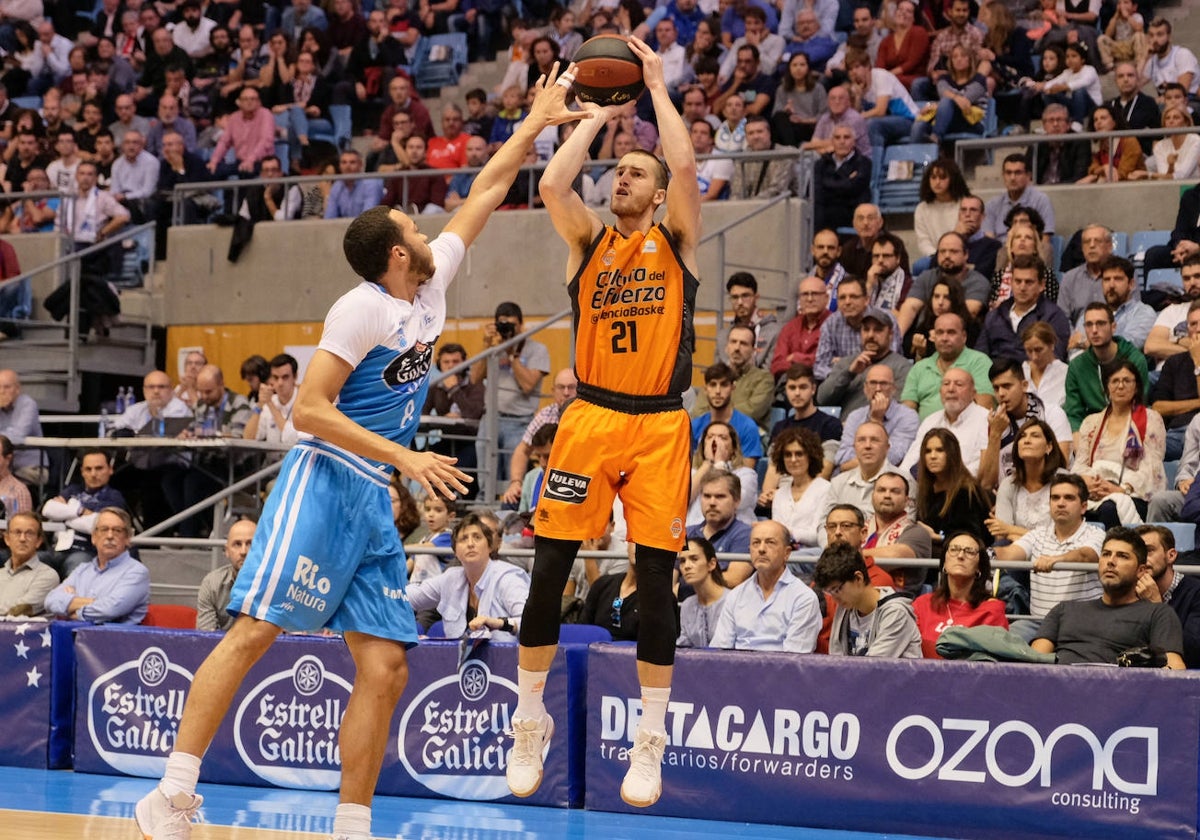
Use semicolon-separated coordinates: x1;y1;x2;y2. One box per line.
543;469;592;504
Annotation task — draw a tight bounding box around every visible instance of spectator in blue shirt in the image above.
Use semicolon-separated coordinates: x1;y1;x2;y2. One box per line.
44;507;150;624
324;149;383;219
41;449;128;577
686;470;754;586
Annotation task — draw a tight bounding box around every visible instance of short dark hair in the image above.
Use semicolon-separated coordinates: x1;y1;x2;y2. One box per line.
495;301;524;322
0;434;13;458
451;511;494;550
1099;254;1135;280
269;353;298;375
704;362;735;385
465;87;486;103
240;354;269;382
785;363;815;383
988;357;1024;382
81;448;112;466
1050;472;1089;502
343;205;405;282
836;275;867;297
826;503;866;527
437;342;468;360
1136;524;1175;553
530;422;558;448
1009;252;1044;273
1101;358;1145;406
1002;153;1028;171
813;542;870;589
1083;301;1114;323
1103;526;1148;567
726;271;757;294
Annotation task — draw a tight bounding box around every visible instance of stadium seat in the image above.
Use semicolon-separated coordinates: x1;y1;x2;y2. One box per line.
11;95;41;111
142;604;198;628
1131;230;1172;285
874;143;938;214
1146;268;1183;292
1110;231;1129;257
415;33;469;93
1151;521;1195;553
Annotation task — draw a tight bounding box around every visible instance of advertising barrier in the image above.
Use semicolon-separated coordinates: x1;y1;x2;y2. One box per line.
73;628;580;806
585;645;1200;839
0;620;56;767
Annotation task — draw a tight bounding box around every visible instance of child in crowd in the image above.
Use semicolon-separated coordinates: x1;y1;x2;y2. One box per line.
408;493;457;584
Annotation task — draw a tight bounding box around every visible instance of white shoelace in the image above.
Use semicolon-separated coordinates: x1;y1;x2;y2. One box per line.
507;719;545;765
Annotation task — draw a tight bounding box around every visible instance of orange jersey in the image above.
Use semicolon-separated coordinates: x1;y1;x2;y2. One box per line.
569;223;698;397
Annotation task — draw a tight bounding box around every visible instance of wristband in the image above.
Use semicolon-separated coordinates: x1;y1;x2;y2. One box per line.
252;406;262;414
499;618;514;633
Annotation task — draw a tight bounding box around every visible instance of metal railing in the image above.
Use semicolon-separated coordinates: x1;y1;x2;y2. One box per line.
952;124;1200;174
167;148;815;226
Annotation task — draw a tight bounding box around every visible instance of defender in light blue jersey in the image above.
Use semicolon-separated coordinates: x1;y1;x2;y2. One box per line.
134;65;591;840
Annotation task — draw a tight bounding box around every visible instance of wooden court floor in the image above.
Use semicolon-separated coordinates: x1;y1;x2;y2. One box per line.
0;767;945;840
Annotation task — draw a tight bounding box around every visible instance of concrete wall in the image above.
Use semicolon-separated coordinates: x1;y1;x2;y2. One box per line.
162;200;804;325
975;180;1193;239
2;233;65;315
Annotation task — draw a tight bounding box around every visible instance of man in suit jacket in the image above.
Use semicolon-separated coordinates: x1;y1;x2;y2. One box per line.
813;123;871;230
1107;61;1160;155
1146;184;1200;272
1029;104;1090;185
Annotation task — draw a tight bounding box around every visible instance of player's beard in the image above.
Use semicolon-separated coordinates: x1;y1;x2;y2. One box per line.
409;244;436;282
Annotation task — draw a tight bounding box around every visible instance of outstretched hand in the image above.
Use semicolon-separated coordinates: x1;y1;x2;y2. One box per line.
528;61;594;126
625;35;664;92
394;449;472;501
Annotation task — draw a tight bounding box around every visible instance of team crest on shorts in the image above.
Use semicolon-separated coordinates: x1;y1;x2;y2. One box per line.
543;468;591;503
670;518;683;539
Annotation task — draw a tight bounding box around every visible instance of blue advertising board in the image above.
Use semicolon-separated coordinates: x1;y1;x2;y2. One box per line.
585;645;1200;839
73;628;579;806
0;619;55;767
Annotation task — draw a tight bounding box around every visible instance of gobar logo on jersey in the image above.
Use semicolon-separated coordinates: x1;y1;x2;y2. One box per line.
542;468;592;504
383;341;434;390
87;646;194;777
233;654;351;789
395;659;517;800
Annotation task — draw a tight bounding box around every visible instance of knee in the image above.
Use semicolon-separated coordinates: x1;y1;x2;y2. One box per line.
355;651;409;701
225;615;282;658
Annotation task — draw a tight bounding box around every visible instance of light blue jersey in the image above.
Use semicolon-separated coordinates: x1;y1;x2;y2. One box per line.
316;232;467;473
229;231;467;640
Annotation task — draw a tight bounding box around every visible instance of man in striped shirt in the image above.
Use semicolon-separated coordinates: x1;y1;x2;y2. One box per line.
993;473;1104;641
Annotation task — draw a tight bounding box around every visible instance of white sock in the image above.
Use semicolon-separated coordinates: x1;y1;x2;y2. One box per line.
160;751;202;799
515;667;549;720
332;803;371;838
638;686;671;736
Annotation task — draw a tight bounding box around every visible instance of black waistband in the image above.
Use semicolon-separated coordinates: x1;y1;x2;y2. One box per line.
576;381;683;415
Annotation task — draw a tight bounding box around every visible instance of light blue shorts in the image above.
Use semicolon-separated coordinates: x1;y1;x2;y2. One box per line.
228;440;418;645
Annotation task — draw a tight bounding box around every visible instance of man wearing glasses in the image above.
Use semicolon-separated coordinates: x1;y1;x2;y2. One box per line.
710;519;821;652
718;272;779;371
771;276;832;377
43;507;149;624
814;541;921;658
0;513;58;616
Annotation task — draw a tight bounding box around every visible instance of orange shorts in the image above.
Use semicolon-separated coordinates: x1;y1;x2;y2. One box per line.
533;400;690;551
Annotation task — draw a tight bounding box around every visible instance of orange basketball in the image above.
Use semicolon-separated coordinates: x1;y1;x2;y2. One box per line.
571;35;645;106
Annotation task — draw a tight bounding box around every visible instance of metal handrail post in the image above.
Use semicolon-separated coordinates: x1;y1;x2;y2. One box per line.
480;354;500;503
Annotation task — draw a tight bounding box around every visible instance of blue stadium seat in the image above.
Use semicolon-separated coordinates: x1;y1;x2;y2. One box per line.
1110;231;1129;257
1150;521;1195;553
1131;229;1173;284
11;95;41;111
874;143;938;214
1146;267;1183;292
415;33;469;93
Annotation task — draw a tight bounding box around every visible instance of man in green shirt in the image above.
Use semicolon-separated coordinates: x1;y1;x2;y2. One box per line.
899;312;994;419
1064;302;1150;431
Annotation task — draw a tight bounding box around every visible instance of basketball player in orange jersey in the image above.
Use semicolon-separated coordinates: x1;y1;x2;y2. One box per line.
505;35;701;809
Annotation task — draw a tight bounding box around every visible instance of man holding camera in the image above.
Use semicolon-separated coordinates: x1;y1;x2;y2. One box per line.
470;300;551;489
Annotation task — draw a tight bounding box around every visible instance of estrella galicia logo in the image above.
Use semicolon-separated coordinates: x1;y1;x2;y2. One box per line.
543;468;591;504
87;646;193;777
396;659;517;800
233;654;352;789
383;341;434;390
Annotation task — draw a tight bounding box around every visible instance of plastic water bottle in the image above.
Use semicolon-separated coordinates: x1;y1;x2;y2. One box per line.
155;416;165;437
117;387;129;413
192;404;204;436
98;407;109;438
202;405;216;437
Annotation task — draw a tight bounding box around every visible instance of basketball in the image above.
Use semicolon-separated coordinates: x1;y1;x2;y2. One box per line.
570;35;644;106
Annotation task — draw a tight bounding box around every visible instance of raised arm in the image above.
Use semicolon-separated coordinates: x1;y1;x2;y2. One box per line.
628;36;700;258
539;102;611;270
445;61;590;250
